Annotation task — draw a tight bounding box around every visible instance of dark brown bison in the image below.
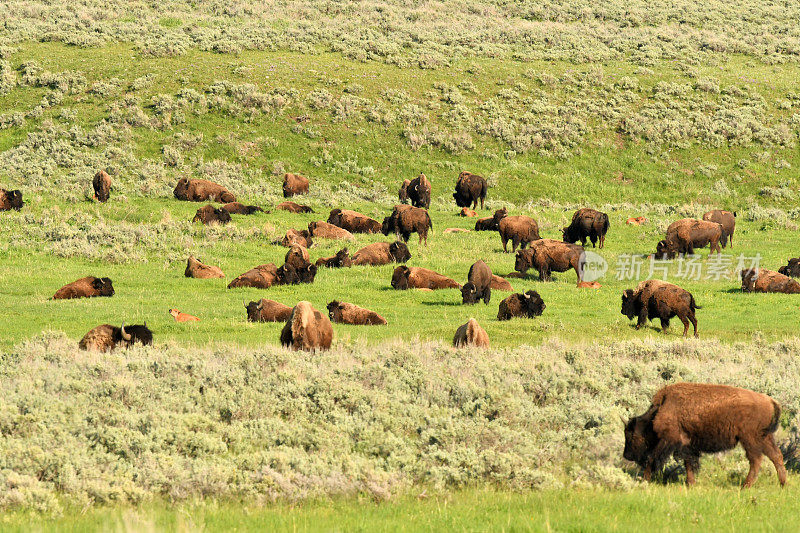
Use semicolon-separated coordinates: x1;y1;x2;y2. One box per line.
308;221;353;240
702;210;736;248
327;301;387;325
192;204;232;225
227;264;279;289
351;241;411;266
462;260;492;305
562;208;609;249
276;261;317;285
284;245;311;270
279;228;313;248
276;201;314;213
497;290;545;321
515;239;584;282
475;208;508;231
185;255;225;279
221;202;263;215
398;179;411;204
778;258;800;278
490;274;513;291
0;188;23;211
499;215;540;252
53;276;115;300
741;269;800;294
92;170;111;202
173;178;235;203
283;173;309;197
406;173;431;209
245;299;293;322
624;383;786;487
621;279;700;337
453;171;487;210
279;301;333;351
453;318;490;348
391;266;460;290
382;205;433;245
79;323;152;352
655;219;722;258
316;248;352;268
327;209;382;234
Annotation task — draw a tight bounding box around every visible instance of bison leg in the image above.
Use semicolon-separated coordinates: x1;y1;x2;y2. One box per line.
599;234;605;249
636;309;648;330
511;238;520;252
660;318;671;334
483;287;491;305
684;453;701;486
501;237;509;253
763;434;787;487
688;311;698;338
742;444;764;488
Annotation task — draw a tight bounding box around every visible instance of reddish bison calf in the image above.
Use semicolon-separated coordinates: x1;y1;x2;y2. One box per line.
283;173;309;197
702;209;736;248
741;268;800;294
656;219;722;258
173;178;235;203
185;256;224;279
382;205;433;245
453;171;487;210
497;290;546;321
515;239;584;282
624;383;786;487
327;301;387;325
391;266;459;290
351;241;411;266
0;188;23;211
280;301;333;351
621;279;700;337
499;215;540;252
92;170;112;203
452;318;490;348
245;299;293;322
462;260;492;305
562;208;609;249
53;276;115;300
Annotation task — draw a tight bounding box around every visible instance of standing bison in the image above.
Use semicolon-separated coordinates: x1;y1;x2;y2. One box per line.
280;301;333;351
53;276;115;300
778;258;800;278
453;171;487;210
92;170;112;202
316;248;352;268
624;383;786;487
351;241;411;266
327;301;387;325
499;215;540;252
741;268;800;294
702;209;736;248
461;260;492;305
173;178;235;203
453;318;490;348
405;173;431;209
192;205;231;225
79;323;152;352
327;209;382;234
562;208;609;249
515;240;584;282
283;173;309;197
391;266;459;290
497;290;545;321
621;279;700;337
382;205;433;245
185;256;224;279
655;219;722;258
0;188;23;211
245;299;293;322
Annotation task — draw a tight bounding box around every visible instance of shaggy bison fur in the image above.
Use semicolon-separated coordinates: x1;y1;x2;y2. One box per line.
227;264;280;289
474;208;507;231
453;318;490;348
53;276;115;300
327;209;382;234
398;179;411;204
453;171;487;210
391;266;460;290
515;239;584;282
621;279;700;337
284;244;311;270
279;301;333;351
308;221;353;240
462;260;492;305
245;299;293;322
185;256;224;278
221;202;263;215
497;290;546;321
0;188;23;211
79;323;152;352
327;301;387;325
173;178;235;203
279;228;313;248
656;219;722;258
562;208;609;249
382;205;433;245
778;258;800;278
741;268;800;294
92;170;112;202
192;204;231;225
702;209;736;248
282;173;309;197
316;248;352;268
405;173;431;209
351;241;411;266
490;274;513;291
499;215;540;252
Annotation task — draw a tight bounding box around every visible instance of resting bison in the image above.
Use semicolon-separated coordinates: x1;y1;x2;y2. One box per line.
474;208;508;231
656;219;722;258
193;204;231;225
222;202;263;215
562;208;609;249
227;264;280;289
169;309;199;322
406;173;431;209
453;318;490;348
280;301;333;351
398;179;411;204
92;170;111;202
351;241;411;266
0;188;23;211
778;258;800;278
741;269;800;294
276;201;313;213
79;323;152;352
621;279;700;337
327;209;381;234
515;239;584;282
491;274;513;291
497;290;545;321
308;221;353;240
316;248;352;268
283;173;309;197
462;260;492;305
284;245;311;270
453;171;487;210
279;228;313;248
499;215;540;252
391;266;459;290
327;301;387;325
277;262;317;285
245;299;293;322
173;178;235;203
702;210;736;248
53;276;115;300
185;256;224;279
626;216;647;226
382;205;433;245
624;383;786;487
460;208;477;217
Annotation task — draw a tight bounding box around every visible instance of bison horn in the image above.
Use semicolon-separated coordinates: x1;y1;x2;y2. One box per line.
120;322;132;341
256;301;263;310
242;299;248;308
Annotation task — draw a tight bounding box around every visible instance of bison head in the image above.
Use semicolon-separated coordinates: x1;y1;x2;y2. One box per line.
561;225;578;244
620;289;637;319
333;248;352;268
741;268;758;292
778;258;800;278
276;264;299;285
327;209;343;226
514;250;533;273
461;282;479;305
492;208;508;225
327;300;344;322
245;300;264;322
522;290;545;317
655;239;677;259
623;410;659;467
391;265;411;290
6;189;24;210
92;277;115;297
119;322;153;347
381;215;395;236
297;263;317;284
173;178;190;199
389;241;411;263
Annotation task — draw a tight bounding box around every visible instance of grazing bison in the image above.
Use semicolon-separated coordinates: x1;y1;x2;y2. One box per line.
92;170;112;202
222;202;263;215
656;219;722;258
192;204;231;225
406;173;431;209
562;208;609;249
391;266;459;290
453;171;487;210
279;228;313;248
283;173;309;197
308;221;353;240
741;269;800;294
327;301;387;325
382;205;433;245
279;301;333;351
227;264;279;289
316;248;352;268
453;318;490;348
169;309;199;322
490;274;513;291
0;188;23;211
398;179;411;204
624;383;786;487
515;239;584;282
245;299;293;322
276;201;314;213
621;279;700;337
53;276;115;300
778;258;800;278
185;256;224;279
351;241;411;266
462;260;492;305
79;323;152;352
173;178;235;203
499;215;540;252
497;290;546;321
327;209;382;234
702;210;736;248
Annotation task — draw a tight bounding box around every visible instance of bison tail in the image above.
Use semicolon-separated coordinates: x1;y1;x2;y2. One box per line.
766;399;782;434
426;211;433;229
690;294;701;310
602;213;610;232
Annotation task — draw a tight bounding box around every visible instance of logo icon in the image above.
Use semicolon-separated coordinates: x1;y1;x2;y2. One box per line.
579;251;608;282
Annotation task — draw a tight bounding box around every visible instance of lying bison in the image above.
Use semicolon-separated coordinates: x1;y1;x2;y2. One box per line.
228;264;280;289
276;201;313;213
499;215;540;252
92;170;112;203
702;209;736;248
405;173;431;209
474;208;508;231
245;299;293;322
741;268;800;294
279;228;313;248
327;301;387;325
562;208;609;249
173;178;235;203
453;318;490;348
462;260;492;305
497;290;545;321
491;274;513;291
351;241;411;266
624;383;786;487
382;205;433;245
284;245;311;270
328;209;382;234
193;205;231;225
621;279;700;337
169;309;199;322
453;171;487;210
0;188;23;211
778;258;800;278
222;202;263;215
53;276;115;300
316;248;352;268
283;173;309;197
79;322;152;352
277;261;317;285
280;301;333;351
391;266;459;290
308;221;353;240
656;219;722;258
185;256;224;279
515;239;584;282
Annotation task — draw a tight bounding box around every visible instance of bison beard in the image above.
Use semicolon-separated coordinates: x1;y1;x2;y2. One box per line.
280;301;333;351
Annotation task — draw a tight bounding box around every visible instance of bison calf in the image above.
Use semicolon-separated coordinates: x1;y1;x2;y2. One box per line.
327;301;387;325
497;290;545;321
562;208;609;249
279;301;333;351
53;276;115;300
462;260;492;305
621;279;700;337
169;309;199;322
453;318;490;348
391;266;459;290
741;268;800;294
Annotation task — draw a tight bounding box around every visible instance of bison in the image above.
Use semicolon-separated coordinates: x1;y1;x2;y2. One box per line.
279;228;313;248
382;205;433;245
351;241;411;266
192;204;231;225
621;279;700;337
53;276;115;300
284;245;311;270
79;322;152;352
391;266;459;290
453;318;490;348
222;202;263;215
741;269;800;294
499;215;540;252
460;208;477;217
279;301;333;351
276;201;313;213
515;239;585;282
169;309;199;322
624;383;786;487
173;178;235;203
497;290;545;321
0;188;23;211
702;210;736;248
92;170;111;202
398;179;411;204
327;209;382;234
245;299;293;322
490;274;513;291
462;260;492;305
453;171;487;210
185;256;224;279
626;216;647;226
283;173;309;197
227;264;280;289
656;219;722;258
327;301;387;325
562;208;609;249
474;208;508;231
778;258;800;278
308;221;353;240
406;173;431;209
316;248;352;268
